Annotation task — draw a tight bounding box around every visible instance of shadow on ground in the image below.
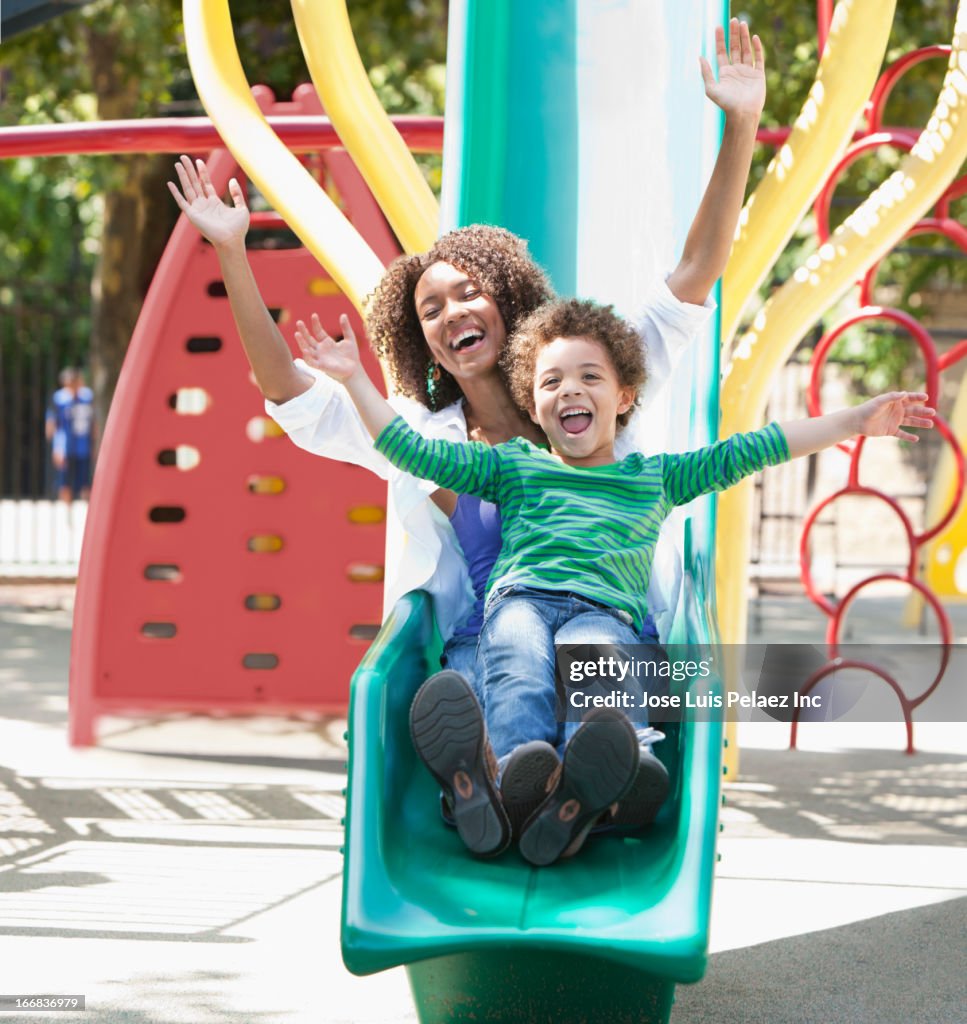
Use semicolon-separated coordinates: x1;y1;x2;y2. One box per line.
24;970;295;1024
726;747;967;847
673;896;967;1024
0;606;72;726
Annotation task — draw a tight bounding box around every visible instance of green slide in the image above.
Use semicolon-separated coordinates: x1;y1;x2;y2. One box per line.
342;3;728;1021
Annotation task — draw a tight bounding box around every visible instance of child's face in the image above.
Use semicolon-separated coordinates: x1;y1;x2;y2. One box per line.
530;336;635;467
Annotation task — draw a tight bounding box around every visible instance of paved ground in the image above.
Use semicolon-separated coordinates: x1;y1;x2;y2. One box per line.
0;584;964;1023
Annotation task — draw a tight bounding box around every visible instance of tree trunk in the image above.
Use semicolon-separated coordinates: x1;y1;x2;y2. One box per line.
88;152;173;428
85;22;175;430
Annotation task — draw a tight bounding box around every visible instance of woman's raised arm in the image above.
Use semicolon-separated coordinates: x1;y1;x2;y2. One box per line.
665;19;765;306
168;155;312;405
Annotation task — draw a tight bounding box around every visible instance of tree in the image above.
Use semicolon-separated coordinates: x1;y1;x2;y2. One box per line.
738;0;965;393
2;1;189;431
0;1;446;494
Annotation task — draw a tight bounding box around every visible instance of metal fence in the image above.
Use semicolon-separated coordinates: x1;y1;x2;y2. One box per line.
0;498;86;577
0;292;92;576
1;290;92;501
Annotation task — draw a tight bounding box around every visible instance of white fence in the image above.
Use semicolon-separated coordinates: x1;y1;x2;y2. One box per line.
0;499;87;577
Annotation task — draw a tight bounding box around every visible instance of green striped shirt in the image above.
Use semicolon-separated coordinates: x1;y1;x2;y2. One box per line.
375;417;789;631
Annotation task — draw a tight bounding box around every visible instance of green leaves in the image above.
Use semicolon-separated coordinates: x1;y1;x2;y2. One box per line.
1;0;447;406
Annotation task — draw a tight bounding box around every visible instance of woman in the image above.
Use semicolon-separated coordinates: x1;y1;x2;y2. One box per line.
167;17;766;829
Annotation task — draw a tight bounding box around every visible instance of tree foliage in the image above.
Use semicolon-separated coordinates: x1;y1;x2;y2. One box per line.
2;0;188;425
0;0;447;434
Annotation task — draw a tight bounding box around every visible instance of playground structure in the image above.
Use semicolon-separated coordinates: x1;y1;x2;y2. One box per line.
64;87;400;746
718;0;967;761
2;0;965;1021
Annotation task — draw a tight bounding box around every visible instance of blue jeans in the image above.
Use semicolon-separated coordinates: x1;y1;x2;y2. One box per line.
440;633;482;704
442;619;657;704
478;585;647;761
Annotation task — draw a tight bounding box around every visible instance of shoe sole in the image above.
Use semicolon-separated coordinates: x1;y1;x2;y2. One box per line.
609;753;671;830
409;671;510;857
499;741;560;839
518;709;637;867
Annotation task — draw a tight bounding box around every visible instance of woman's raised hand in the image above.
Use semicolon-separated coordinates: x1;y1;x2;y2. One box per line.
295;313;363;383
167;155;250;248
853;392;936;442
700;18;766;121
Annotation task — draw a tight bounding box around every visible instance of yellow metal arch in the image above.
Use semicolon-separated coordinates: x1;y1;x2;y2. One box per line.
919;374;967;601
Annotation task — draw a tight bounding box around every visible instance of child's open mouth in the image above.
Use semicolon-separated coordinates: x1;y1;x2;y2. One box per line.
560;408;593;435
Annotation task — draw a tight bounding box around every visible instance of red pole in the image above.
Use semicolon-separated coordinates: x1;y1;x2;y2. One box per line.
817;0;834;57
0;115;443;159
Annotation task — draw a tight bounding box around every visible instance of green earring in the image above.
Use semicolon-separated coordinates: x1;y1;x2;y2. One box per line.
426;362;441;407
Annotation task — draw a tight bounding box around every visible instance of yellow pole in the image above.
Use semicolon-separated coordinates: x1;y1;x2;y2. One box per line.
917;373;967;605
722;0;897;346
291;0;439;254
182;0;385;314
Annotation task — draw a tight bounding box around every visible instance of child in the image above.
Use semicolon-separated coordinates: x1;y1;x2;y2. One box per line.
296;303;934;865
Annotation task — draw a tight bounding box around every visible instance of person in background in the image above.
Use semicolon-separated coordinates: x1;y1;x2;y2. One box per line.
46;367;96;502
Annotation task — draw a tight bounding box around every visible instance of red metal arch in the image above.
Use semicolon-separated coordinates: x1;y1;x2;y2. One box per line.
865;45;952;133
806;307;941;452
790;660;915;753
813;131;919;244
859;218;967;305
799;487;918;617
828;573;952;669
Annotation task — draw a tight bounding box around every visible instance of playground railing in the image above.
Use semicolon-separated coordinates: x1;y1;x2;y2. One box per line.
0;499;86;578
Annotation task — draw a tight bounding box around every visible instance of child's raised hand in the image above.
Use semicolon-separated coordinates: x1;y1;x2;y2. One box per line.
295;313;362;383
167;156;249;247
700;18;766;121
854;392;936;442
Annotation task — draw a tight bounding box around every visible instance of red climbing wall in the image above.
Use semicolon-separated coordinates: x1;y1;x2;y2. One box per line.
69;88;401;744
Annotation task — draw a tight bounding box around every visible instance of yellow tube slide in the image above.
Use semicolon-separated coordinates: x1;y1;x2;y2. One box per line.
291;0;439;254
182;0;385;314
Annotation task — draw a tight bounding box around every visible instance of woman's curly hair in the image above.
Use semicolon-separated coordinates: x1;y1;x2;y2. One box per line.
503;298;648;430
365;225;554;410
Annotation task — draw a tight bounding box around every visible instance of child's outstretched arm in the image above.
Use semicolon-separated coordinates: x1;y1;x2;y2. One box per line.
296;315;502;501
665;18;765;306
780;392;936;458
294;313;395;439
662;392;935;508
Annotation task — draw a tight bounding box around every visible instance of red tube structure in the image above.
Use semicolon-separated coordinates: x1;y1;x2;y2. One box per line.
0;114;444;159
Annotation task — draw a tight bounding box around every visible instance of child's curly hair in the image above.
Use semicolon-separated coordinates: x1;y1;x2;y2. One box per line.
503;298;647;430
365;225;554;410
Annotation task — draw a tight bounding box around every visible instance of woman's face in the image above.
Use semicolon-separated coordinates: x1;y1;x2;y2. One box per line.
413;261;507;383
